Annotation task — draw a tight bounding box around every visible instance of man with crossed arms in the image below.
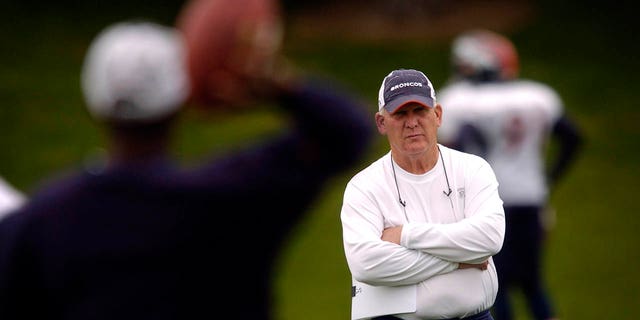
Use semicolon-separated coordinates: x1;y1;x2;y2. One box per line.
341;68;505;320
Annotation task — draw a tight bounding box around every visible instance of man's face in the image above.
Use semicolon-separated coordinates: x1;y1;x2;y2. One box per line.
376;102;442;156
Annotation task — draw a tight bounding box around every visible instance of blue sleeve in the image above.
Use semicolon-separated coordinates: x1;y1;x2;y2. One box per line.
549;114;583;188
279;76;375;173
454;122;488;158
183;76;376;220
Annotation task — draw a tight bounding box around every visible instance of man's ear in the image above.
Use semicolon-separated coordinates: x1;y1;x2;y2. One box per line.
435;104;443;127
375;112;386;134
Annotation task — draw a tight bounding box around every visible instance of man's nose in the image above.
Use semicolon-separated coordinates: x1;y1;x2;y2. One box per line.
405;114;419;127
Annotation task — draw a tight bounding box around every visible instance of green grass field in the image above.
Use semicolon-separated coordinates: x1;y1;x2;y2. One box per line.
0;1;638;319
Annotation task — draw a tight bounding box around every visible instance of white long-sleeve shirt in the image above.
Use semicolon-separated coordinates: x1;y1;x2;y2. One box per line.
341;145;505;319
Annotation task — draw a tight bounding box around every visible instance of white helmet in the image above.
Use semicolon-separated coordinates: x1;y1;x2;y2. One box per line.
81;21;190;122
451;29;519;81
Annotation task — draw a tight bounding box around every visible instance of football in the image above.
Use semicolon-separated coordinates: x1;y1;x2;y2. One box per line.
176;0;284;108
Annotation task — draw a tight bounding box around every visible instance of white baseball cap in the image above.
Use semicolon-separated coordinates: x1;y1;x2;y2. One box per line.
81;21;190;122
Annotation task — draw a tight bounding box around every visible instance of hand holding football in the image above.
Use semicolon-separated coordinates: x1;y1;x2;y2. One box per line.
176;0;284;109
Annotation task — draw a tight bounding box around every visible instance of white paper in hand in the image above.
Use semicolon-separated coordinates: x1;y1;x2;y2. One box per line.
351;278;416;320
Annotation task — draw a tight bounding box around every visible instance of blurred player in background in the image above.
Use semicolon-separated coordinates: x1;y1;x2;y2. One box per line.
437;29;583;320
0;0;374;318
0;176;25;221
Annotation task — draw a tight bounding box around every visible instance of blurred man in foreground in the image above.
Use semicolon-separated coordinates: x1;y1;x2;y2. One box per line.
0;9;374;319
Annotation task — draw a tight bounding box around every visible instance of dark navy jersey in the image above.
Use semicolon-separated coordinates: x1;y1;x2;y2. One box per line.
0;78;375;320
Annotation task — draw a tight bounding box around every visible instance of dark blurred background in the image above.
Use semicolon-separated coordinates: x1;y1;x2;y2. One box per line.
0;0;638;319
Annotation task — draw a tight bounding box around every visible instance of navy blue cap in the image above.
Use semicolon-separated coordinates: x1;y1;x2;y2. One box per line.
377;69;436;113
